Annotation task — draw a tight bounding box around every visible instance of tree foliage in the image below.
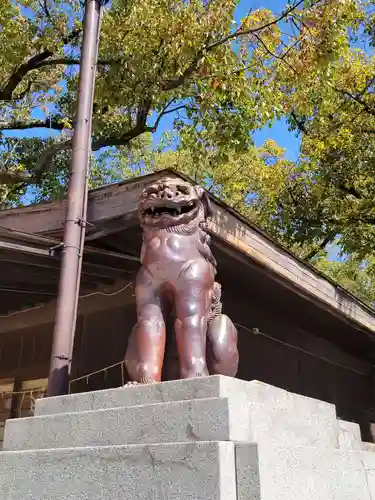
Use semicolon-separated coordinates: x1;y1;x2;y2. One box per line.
0;0;327;198
2;0;375;303
272;0;375;259
315;254;375;308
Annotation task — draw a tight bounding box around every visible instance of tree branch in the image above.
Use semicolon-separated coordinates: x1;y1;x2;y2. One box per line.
334;87;375;117
148;100;195;132
336;183;362;199
0;116;67;131
34;140;73;177
205;0;318;51
37;0;53;21
34;99;154;178
34;116;153;175
92;99;154;149
33;57;117;70
0;170;33;185
163;0;320;92
149;99;176;131
31;96;194;178
12;80;33;101
357;217;375;225
162;56;202;91
251;32;297;73
303;235;332;261
290;110;309;134
0;28;81;101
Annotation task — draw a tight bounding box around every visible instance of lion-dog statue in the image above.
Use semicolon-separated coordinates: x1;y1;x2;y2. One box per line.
124;176;239;384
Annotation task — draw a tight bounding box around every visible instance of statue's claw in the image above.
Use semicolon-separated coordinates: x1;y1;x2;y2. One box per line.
124;378;157;387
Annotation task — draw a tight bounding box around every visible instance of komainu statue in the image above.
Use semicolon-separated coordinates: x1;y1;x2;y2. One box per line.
124;176;238;384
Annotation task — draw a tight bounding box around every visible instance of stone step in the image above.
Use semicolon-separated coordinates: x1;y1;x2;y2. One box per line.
0;441;237;500
33;376;340;450
338;420;362;451
35;375;246;416
2;427;374;500
237;442;375;500
4;397;249;451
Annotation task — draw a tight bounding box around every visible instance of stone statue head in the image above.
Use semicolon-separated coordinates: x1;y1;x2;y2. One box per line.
138;176;213;229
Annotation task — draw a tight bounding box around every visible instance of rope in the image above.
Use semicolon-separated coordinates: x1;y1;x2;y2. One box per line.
0;388;46;397
0;320;367;417
0;388;47;420
67;320;370;393
0;282;134;319
68;361;125;393
234;323;370;377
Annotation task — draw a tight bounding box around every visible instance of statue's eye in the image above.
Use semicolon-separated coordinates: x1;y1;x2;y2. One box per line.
178;184;189;194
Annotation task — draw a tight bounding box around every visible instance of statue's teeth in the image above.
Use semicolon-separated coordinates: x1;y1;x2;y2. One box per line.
176;206;181;214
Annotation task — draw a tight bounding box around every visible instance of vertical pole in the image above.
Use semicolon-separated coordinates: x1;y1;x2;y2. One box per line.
70;7;103;344
47;0;102;397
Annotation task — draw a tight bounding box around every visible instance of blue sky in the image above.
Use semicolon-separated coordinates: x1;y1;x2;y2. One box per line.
226;0;299;162
151;0;301;161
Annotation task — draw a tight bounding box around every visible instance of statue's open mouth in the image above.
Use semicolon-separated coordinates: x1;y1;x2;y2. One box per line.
142;200;197;219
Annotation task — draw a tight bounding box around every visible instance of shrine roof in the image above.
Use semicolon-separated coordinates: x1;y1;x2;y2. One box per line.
1;168;375;347
0;225;138;322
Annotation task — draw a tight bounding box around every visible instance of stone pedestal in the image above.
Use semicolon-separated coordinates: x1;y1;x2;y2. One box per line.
1;375;375;499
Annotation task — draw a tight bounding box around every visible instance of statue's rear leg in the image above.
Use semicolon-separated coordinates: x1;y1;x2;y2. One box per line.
207;314;239;377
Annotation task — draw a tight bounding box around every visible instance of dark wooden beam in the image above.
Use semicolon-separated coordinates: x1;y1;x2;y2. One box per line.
0;173;163;234
0;280;135;334
0;362;49;382
0;241;49;256
0;250;137;280
85;214;138;241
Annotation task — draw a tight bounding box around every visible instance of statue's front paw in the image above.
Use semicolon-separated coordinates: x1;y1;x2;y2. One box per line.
124;381;139;387
140;377;157;384
124;378;157;387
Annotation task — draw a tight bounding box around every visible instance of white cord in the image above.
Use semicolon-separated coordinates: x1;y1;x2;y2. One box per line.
235;323;370;377
0;282;134;319
1;287;368;378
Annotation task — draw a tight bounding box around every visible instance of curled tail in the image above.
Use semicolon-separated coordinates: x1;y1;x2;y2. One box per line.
206;281;239;377
208;282;222;324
